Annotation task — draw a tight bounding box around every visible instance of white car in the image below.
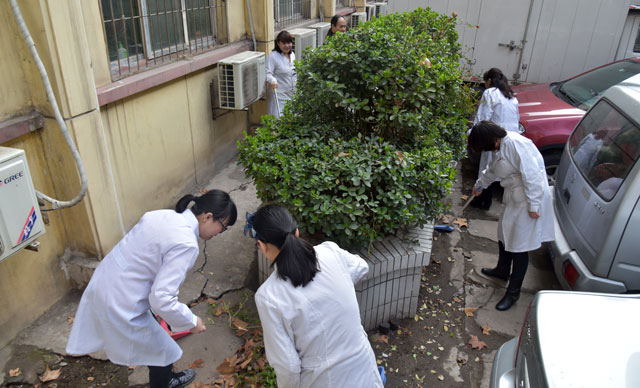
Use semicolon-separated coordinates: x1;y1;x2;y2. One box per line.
491;291;640;388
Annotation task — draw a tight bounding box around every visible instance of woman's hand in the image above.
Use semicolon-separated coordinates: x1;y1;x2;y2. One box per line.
528;211;540;219
270;82;278;89
191;316;206;334
472;187;483;197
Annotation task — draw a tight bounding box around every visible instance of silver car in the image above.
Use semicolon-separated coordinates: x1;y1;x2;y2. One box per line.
491;291;640;388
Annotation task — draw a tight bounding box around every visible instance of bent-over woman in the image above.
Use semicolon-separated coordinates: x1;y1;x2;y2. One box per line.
247;204;384;388
66;190;237;388
469;121;554;311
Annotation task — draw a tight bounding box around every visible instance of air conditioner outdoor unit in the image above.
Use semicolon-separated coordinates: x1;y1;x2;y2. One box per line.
365;4;376;20
0;147;45;262
289;28;317;60
217;51;266;110
374;2;388;17
350;12;367;28
308;22;331;47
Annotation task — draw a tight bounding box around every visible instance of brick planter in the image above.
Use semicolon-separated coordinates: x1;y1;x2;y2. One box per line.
257;224;433;330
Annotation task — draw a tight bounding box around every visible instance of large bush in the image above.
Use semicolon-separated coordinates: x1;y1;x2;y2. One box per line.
239;8;473;248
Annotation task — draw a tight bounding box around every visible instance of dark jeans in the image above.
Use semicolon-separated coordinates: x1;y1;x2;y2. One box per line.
497;241;529;294
149;364;173;388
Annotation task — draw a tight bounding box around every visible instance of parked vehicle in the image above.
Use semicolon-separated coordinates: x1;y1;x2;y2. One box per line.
491;291;640;388
550;73;640;293
513;57;640;182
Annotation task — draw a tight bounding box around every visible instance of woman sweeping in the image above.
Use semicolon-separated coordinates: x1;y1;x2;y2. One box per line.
246;204;384;387
66;190;237;388
469;121;554;311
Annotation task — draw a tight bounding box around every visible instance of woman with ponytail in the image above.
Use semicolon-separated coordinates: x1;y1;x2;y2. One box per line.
67;190;236;388
247;204;384;388
472;67;521;209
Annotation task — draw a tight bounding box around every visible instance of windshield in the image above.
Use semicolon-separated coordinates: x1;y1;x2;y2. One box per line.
556;60;640;110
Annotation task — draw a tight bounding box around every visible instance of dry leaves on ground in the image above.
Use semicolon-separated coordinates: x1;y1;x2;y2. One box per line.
468;335;488;350
39;365;61;383
452;218;468;228
67;316;74;325
482;325;492;335
371;334;389;344
461;194;469;201
190;359;204;369
439;214;451;224
463;307;478;317
9;368;21;377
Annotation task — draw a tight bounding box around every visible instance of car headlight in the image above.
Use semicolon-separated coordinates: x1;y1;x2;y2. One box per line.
518;123;526;134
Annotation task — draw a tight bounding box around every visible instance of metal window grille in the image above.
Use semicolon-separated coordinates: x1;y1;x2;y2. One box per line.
100;0;228;80
274;0;312;30
336;0;355;8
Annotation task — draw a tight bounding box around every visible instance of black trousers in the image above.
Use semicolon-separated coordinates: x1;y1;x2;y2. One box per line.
149;364;173;388
496;241;529;294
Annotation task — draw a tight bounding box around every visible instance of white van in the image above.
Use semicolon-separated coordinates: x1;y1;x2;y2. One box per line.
550;74;640;293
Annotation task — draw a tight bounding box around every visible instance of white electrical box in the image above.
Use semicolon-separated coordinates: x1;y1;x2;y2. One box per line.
0;147;45;262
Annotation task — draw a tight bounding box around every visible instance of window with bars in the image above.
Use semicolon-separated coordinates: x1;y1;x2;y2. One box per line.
274;0;312;30
336;0;355;8
100;0;228;80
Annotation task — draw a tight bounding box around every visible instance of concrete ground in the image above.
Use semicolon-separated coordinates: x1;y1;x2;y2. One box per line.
0;157;561;387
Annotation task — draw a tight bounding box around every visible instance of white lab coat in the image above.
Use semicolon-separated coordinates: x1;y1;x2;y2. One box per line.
255;241;384;388
266;50;296;117
66;209;200;366
474;87;520;177
476;132;554;253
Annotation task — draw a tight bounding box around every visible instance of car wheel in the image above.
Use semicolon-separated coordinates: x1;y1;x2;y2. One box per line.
543;150;562;186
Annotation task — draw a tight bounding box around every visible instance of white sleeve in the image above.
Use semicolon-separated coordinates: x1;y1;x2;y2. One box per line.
255;294;301;388
508;140;546;212
474;89;494;124
266;53;277;84
476;152;500;190
149;243;198;331
322;241;369;283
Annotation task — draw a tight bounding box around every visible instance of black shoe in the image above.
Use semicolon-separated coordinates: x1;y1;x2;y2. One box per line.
496;292;520;311
481;267;509;281
168;369;196;388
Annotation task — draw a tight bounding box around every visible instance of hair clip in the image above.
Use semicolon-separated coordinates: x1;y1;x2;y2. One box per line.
243;211;258;239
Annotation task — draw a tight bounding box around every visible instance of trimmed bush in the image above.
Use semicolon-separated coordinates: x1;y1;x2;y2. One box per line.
239;8;473;248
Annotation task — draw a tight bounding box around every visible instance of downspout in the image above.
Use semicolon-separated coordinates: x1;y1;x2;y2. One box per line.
515;0;536;83
246;0;257;51
9;0;88;210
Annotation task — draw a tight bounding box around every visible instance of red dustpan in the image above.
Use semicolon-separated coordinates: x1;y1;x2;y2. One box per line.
156;315;191;340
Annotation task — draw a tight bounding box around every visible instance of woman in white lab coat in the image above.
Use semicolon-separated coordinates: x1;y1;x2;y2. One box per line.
246;204;384;388
471;68;520;209
469;121;554;311
66;190;237;388
266;31;297;117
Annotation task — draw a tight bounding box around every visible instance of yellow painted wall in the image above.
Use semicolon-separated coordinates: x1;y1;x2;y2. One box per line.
0;0;251;348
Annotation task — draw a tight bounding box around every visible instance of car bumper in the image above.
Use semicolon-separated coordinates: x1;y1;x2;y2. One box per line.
549;198;627;293
490;337;518;388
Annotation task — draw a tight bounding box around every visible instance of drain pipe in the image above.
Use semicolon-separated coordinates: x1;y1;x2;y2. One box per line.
246;0;257;51
515;0;536;83
9;0;88;210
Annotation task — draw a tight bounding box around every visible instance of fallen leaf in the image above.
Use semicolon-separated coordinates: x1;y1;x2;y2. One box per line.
9;368;21;377
214;305;224;316
461;194;469;201
439;214;451;223
371;334;389;344
87;376;95;381
464;307;478;317
67;316;74;325
216;358;236;375
482;325;492;336
452;218;468;228
128;366;137;370
438;375;445;381
468;335;488;350
452;297;462;303
443;325;449;331
206;298;217;305
231;317;248;334
39;365;61;383
190;359;204;368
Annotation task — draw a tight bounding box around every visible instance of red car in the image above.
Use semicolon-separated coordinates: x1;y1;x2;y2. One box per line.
513;57;640;183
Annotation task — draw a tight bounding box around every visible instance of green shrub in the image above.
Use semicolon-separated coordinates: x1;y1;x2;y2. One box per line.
239;8;473;248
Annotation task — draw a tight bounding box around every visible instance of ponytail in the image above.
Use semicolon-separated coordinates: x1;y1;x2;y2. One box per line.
252;204;319;287
174;190;238;226
483;68;515;99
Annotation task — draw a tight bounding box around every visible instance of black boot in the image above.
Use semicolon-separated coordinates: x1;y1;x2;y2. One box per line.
481;242;512;281
496;289;520;311
481;267;509;281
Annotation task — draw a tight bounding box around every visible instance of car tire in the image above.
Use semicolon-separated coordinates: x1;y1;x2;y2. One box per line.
543;150;563;186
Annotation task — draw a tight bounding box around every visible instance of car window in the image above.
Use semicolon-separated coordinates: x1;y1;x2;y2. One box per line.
569;100;640;200
558;60;640;110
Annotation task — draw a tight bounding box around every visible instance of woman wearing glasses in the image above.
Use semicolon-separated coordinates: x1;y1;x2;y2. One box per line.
246;204;384;388
67;190;236;388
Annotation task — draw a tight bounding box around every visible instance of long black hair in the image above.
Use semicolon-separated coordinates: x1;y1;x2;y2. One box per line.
175;190;237;226
252;204;318;287
483;68;515;99
468;121;508;152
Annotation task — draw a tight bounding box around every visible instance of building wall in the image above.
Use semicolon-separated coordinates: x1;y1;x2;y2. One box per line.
0;0;251;348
